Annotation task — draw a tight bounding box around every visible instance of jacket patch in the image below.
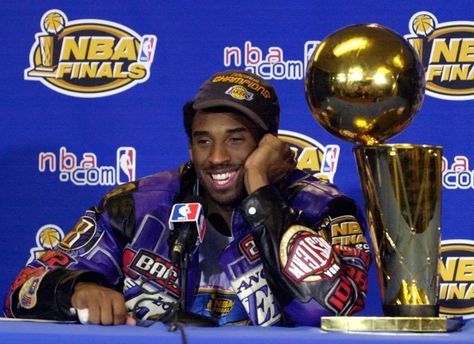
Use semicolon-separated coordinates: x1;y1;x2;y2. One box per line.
101;182;137;209
230;265;281;326
124;279;177;320
58;215;103;256
206;291;235;317
326;215;368;249
18;269;47;309
38;250;76;268
239;234;259;262
128;249;179;296
280;225;339;282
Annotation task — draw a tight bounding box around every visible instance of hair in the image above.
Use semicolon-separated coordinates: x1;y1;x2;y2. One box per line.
183;101;195;140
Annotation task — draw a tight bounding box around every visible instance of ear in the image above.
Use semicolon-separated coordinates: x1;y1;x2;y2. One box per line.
188;145;194;162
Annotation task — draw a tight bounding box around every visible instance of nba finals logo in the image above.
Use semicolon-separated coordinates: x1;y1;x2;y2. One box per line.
439;240;474;319
28;224;65;264
278;130;340;182
405;12;474;100
25;10;157;97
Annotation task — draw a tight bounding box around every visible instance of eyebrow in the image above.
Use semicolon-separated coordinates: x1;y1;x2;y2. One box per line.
192;127;248;137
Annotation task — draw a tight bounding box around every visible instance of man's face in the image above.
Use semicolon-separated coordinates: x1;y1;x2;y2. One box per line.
189;110;260;207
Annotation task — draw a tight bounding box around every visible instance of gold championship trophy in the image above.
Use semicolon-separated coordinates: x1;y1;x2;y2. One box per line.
305;24;448;332
28;11;65;76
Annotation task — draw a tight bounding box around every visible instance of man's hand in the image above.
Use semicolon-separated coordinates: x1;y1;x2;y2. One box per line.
71;282;136;326
244;134;296;193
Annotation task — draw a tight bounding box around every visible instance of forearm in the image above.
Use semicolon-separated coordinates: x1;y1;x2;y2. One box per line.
240;184;371;323
240;184;302;304
5;266;107;320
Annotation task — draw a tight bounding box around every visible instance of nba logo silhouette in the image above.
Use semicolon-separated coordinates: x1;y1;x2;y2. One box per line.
321;145;339;174
139;35;156;63
117;147;136;184
171;204;200;221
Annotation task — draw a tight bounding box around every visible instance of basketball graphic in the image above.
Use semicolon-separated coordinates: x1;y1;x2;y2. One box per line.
39;226;62;249
412;14;436;36
43;11;66;34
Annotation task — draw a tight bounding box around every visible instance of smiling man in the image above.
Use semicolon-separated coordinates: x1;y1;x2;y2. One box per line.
5;70;371;326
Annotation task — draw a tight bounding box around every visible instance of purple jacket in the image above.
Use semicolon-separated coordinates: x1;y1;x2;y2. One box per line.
5;164;371;326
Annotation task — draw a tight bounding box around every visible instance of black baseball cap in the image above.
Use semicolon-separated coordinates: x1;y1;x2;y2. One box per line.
184;70;280;137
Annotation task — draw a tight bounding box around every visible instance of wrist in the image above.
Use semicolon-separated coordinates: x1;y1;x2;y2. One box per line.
74;281;96;292
244;167;269;193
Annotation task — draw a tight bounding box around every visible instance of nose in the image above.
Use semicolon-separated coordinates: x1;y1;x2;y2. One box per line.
208;144;231;165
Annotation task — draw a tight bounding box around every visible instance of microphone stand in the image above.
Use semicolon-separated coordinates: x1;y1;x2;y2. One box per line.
178;253;189;313
167;252;218;327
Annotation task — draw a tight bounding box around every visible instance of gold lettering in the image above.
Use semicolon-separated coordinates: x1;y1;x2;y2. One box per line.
129;63;146;79
331;223;347;237
430;38;461;63
297;147;321;172
447;283;467;299
439;283;448;299
112;63;128;78
426;65;443;81
466;283;474;299
79;62;100;78
459;38;474;63
450;64;470;80
439;257;458;282
347;222;362;235
88;37;115;60
112;37;137;60
456;258;474;281
96;62;113;78
57;63;73;78
70;63;81;79
60;37;89;61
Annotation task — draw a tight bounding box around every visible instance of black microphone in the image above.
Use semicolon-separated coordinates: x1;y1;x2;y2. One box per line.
167;195;207;265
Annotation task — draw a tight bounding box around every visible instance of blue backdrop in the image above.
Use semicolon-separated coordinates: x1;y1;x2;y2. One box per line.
1;0;473;319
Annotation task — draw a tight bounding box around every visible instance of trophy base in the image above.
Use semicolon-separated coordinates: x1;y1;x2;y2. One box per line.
26;67;57;78
321;316;462;333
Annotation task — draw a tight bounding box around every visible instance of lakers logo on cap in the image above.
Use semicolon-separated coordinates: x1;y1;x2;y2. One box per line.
225;85;254;101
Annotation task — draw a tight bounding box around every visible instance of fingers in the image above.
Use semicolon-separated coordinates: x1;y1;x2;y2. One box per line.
260;134;294;160
112;295;129;325
87;297;101;324
126;315;137;326
71;282;130;326
244;134;296;192
260;134;296;180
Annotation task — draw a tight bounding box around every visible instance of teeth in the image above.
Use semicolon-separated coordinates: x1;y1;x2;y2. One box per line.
212;172;231;180
211;171;236;184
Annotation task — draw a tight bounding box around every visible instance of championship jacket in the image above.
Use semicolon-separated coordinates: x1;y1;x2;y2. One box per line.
4;163;371;326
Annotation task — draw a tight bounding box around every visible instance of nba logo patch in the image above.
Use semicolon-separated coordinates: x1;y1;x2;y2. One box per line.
139;35;157;63
171;204;200;221
117;147;136;184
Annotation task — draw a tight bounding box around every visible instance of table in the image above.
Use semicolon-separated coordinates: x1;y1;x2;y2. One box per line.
0;318;472;344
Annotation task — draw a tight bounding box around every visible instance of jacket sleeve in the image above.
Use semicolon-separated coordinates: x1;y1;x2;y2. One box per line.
4;183;137;321
240;183;371;326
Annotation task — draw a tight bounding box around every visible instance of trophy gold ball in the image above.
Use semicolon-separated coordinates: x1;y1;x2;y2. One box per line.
305;24;425;145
